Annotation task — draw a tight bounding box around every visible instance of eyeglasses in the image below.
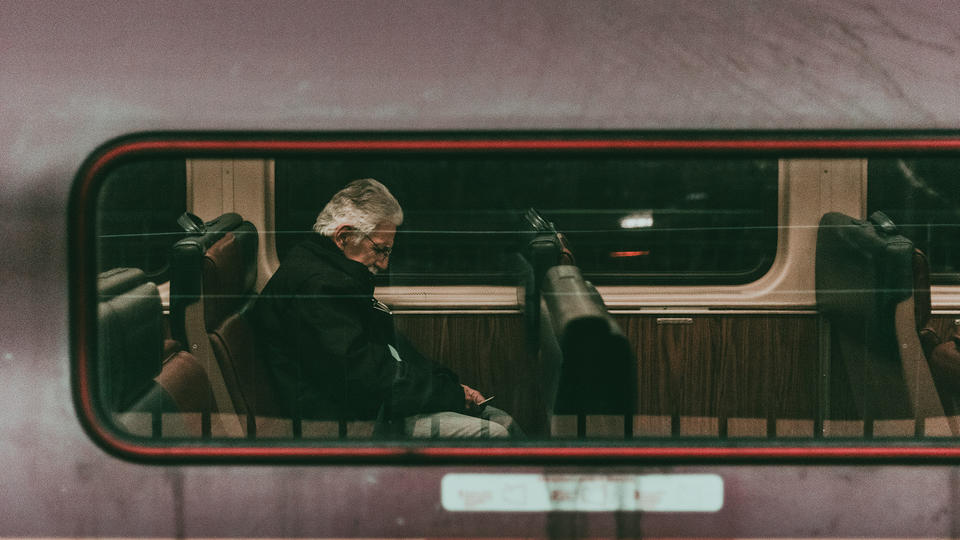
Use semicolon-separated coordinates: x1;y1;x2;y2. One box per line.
362;233;393;260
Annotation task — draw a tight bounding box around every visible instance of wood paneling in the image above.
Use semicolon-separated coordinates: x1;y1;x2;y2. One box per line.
395;312;820;439
618;314;820;432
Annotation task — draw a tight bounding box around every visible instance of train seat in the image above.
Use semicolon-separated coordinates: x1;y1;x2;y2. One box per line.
97;267;166;413
905;248;960;416
540;264;637;436
170;213;282;436
98;267;215;435
913;248;941;358
921;245;960;414
815;211;945;434
517;209;635;436
204;224;283;419
928;332;960;415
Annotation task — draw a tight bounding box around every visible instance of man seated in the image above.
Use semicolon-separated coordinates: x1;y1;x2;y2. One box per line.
252;178;521;438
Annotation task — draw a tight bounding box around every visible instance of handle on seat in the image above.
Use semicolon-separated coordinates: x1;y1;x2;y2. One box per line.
177;212;207;235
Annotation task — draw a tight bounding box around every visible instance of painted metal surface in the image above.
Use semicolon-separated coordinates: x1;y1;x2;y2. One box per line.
4;1;960;537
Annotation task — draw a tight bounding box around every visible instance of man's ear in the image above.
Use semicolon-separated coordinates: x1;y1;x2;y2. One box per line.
333;225;354;250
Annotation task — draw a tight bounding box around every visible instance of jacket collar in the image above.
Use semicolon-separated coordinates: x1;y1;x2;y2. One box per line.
306;234;376;291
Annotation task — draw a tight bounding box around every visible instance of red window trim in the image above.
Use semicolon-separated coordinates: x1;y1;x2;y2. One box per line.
71;131;960;463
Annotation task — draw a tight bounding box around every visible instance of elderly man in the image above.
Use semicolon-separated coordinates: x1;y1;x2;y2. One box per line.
253;178;521;438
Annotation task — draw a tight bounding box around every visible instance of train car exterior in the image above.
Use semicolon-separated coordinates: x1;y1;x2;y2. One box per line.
5;1;960;538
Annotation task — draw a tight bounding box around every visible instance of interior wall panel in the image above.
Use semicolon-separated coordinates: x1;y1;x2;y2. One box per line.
396;312;820;439
619;314;820;430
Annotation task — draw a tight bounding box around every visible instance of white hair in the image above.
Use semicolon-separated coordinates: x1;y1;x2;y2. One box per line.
312;178;403;238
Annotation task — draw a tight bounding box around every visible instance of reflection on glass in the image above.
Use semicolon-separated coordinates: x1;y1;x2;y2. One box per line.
90;152;960;448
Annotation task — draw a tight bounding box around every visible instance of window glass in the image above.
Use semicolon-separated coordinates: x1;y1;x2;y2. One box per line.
74;135;960;462
867;158;960;283
275;156;778;285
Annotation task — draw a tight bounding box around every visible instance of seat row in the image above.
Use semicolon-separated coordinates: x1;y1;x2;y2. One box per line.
526;209;960;438
100;209;960;440
816;211;958;435
99;212;282;438
98;266;215;437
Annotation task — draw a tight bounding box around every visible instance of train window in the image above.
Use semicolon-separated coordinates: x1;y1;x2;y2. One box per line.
71;133;960;462
275;156;778;285
867;158;960;283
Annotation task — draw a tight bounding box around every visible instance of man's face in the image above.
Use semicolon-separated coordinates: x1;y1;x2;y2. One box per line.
340;221;396;274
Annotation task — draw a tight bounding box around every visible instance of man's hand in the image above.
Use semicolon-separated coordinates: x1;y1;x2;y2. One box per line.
462;384;486;410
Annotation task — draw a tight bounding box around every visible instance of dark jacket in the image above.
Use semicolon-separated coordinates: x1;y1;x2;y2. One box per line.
252;234;464;421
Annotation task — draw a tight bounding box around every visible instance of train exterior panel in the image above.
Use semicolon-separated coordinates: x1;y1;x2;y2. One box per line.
5;1;960;538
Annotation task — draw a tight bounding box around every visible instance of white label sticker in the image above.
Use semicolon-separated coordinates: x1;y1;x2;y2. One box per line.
441;473;723;512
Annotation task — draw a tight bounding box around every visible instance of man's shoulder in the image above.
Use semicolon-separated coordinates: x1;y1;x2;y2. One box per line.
270;240;363;294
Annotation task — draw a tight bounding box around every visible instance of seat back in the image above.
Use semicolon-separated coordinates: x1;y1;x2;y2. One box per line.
204;227;282;418
928;333;960;415
541;265;637;417
97;267;164;412
914;249;960;416
816;211;945;433
98;267;216;435
170;213;281;432
170;213;248;344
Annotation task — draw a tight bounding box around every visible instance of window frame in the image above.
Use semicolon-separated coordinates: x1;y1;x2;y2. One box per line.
70;131;960;463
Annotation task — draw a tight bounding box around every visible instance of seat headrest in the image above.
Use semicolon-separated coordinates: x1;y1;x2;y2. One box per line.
98;267;148;297
542;265;611;343
541;265;636;414
169;213;258;334
815;211;914;320
171;212;248;268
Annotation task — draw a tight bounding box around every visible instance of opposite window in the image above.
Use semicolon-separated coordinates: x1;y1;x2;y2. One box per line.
275;156;778;286
867;158;960;283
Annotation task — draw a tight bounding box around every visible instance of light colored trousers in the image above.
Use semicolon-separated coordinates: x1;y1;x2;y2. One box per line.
404;406;523;438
